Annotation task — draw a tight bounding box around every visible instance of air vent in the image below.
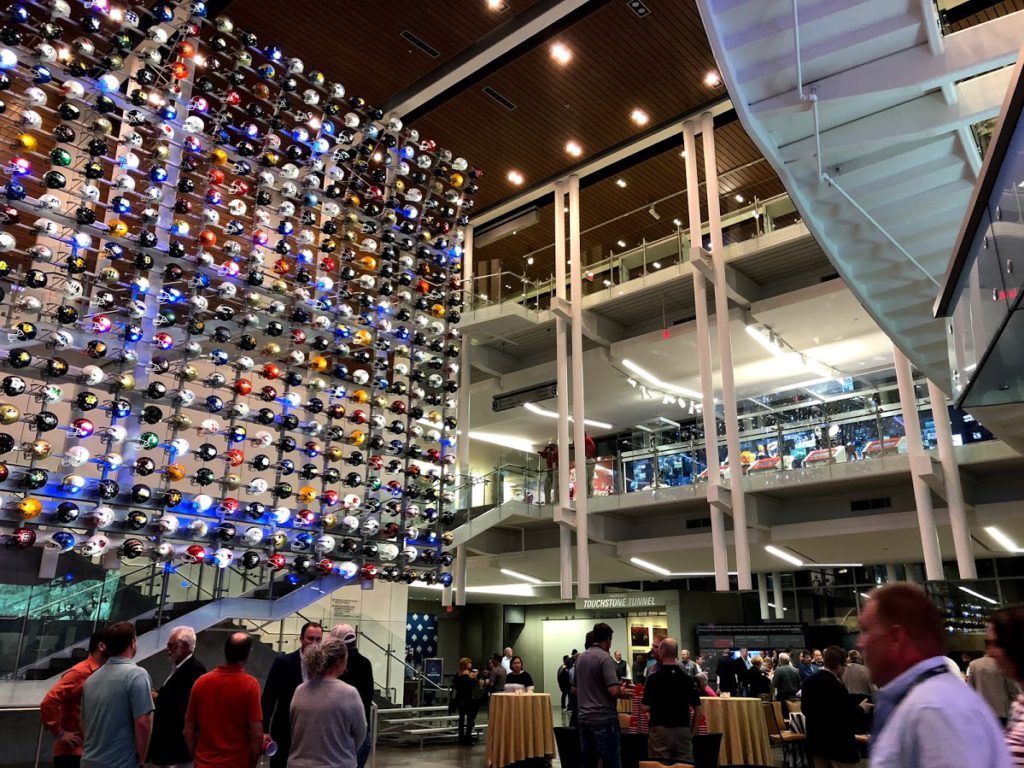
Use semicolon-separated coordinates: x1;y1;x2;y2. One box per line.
686;517;712;530
850;497;891;512
483;86;517;111
400;30;440;58
626;0;651;17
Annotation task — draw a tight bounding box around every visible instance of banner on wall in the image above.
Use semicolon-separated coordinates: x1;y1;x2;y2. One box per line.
407;612;439;664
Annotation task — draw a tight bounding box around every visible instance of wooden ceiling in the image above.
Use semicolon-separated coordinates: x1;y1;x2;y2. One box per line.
222;0;789;277
946;0;1024;31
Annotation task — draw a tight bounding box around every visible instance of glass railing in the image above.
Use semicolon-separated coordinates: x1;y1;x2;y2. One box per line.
466;192;801;313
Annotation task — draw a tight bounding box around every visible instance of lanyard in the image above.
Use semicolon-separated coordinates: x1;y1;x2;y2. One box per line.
871;665;948;741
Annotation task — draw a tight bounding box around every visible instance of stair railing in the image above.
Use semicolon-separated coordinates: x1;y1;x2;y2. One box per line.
356;629;446;708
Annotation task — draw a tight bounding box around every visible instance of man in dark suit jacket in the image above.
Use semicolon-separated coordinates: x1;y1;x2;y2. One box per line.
331;624;375;768
717;651;740;694
800;645;863;767
261;622;322;768
148;626;206;767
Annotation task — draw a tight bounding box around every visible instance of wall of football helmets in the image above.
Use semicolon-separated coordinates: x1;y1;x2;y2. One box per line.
0;0;473;590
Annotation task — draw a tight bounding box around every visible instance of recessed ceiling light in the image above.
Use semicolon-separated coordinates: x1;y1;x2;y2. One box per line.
565;140;582;157
615;178;627;188
603;279;612;287
630;108;649;126
652;261;661;269
616;240;626;248
486;0;505;9
679;150;687;158
526;256;534;265
550;42;572;65
371;152;382;163
506;170;524;186
705;70;721;86
672;218;682;226
734;193;744;203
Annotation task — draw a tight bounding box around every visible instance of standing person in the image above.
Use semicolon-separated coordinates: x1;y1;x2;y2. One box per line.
557;656;572;711
488;653;507;694
717;651;739;695
184;632;262;768
641;639;702;763
800;646;862;768
288;637;366;768
738;647;752;670
40;629;106;768
584;433;597;497
968;640;1020;725
798;650;818;682
501;647;513;672
329;625;374;768
613;651;629;680
81;622;154;768
742;656;772;698
632;653;647;684
678;649;698;677
772;653;802;714
539;442;558;505
812;649;825;671
859;582;1011;768
262;621;322;768
149;626;206;768
695;672;716;697
451;658;480;745
576;622;630;768
843;650;875;699
505;656;535;690
984;605;1024;764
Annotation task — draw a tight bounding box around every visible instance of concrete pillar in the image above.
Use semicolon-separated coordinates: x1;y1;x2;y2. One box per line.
453;225;475;607
701;112;751;590
758;573;771;620
553;182;573;600
927;379;976;579
772;572;785;619
893;346;943;581
683;120;729;591
568;175;590;598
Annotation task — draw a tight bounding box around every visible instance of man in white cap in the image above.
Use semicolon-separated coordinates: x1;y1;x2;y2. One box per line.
330;624;375;768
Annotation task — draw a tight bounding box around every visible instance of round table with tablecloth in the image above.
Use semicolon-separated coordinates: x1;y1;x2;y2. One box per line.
700;696;773;766
486;692;556;768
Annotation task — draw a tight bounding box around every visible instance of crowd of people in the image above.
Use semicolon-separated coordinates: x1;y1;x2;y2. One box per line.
38;619;374;768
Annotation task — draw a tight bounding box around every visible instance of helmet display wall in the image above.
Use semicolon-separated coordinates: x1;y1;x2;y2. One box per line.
0;0;472;590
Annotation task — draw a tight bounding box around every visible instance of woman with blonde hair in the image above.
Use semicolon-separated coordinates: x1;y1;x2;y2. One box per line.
288;637;367;768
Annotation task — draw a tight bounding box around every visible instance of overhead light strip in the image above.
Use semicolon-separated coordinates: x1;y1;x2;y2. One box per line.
959;585;998;605
620;359;702;400
765;545;804;567
523;401;612;430
985;526;1022;553
500;568;543;584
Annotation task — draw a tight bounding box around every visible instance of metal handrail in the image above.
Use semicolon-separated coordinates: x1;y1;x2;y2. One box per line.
0;705;44;768
19;567;153;618
356;629;445;692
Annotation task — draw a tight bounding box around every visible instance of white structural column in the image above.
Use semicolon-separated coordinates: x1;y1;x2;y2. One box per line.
758;573;770;620
568;175;590;598
927;379;976;579
452;225;475;607
553;182;574;600
893;345;943;581
701;112;752;590
772;572;785;619
683;121;729;591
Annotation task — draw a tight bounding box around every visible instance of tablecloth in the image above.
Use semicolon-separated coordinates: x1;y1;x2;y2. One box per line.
486;692;556;768
700;696;773;766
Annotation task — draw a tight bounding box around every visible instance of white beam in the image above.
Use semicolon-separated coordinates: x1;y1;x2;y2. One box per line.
388;0;591;118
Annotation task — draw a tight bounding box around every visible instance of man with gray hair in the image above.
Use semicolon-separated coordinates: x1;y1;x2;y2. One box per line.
772;652;802;714
330;624;375;768
148;626;205;768
641;638;702;762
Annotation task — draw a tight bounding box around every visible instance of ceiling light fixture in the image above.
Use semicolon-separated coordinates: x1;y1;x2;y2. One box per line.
652;261;662;269
565;140;582;157
487;0;505;9
469;431;536;453
745;323;789;358
551;42;572;65
959;585;998;605
500;568;543;584
985;526;1022;552
648;203;661;220
630;108;649;126
603;279;612;287
526;256;534;266
704;70;721;86
413;583;537;597
615;178;627;188
672;218;682;227
630;557;671;576
617;240;626;248
765;545;804;567
734;193;744;203
506;170;524;186
620;359;702;400
767;603;788;612
679;150;687;158
523;402;612;430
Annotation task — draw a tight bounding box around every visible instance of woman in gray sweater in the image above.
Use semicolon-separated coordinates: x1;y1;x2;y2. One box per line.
289;638;367;768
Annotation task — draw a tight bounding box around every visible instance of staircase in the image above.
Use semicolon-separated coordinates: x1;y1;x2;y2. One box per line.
695;1;1024;393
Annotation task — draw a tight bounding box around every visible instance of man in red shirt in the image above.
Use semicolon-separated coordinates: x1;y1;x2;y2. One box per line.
184;632;263;768
539;442;559;505
40;629;107;768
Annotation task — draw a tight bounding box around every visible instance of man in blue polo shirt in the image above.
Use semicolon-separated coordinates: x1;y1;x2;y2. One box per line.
81;622;154;768
860;583;1011;767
